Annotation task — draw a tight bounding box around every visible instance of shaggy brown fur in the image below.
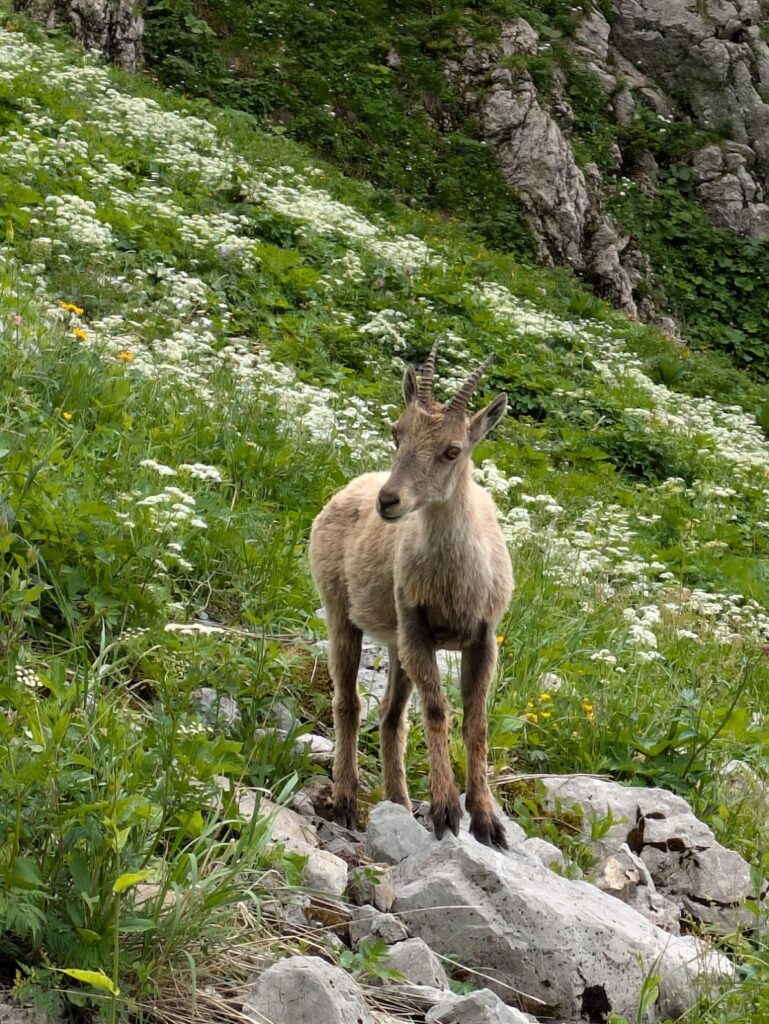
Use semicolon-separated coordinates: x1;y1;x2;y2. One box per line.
309;345;513;846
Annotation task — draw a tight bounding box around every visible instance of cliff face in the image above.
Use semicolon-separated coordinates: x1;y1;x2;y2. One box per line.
602;0;769;239
13;0;143;69
447;0;769;323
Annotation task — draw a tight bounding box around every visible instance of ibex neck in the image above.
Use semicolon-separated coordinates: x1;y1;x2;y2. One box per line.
418;463;474;542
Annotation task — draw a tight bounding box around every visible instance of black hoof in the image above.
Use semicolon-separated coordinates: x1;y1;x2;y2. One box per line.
431;797;462;839
333;795;357;830
470;813;508;850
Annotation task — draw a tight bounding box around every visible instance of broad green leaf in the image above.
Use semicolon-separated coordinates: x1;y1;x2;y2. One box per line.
60;969;119;996
9;856;44;890
112;869;150;893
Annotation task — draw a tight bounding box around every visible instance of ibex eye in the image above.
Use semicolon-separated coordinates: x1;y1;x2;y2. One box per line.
445;446;462;461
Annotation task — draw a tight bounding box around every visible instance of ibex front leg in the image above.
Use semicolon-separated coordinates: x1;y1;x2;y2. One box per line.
398;605;461;839
461;624;507;848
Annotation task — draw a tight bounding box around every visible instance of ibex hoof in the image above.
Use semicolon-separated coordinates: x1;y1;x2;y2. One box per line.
471;813;508;850
431;797;462;839
333;795;358;831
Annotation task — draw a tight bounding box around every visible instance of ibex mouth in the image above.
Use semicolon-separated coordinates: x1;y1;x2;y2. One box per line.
377;502;406;522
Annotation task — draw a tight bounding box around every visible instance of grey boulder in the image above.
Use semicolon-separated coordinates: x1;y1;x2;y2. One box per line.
392;829;730;1021
243;956;374;1024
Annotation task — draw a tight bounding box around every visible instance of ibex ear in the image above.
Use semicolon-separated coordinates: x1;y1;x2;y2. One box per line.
469;393;507;445
402;365;418;406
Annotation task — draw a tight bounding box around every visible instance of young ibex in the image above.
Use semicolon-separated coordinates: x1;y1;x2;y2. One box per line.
310;342;513;847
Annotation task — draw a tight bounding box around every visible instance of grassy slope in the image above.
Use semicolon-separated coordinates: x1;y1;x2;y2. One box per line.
1;8;769;1021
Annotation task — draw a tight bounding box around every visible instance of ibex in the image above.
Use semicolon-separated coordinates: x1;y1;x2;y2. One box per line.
310;342;513;847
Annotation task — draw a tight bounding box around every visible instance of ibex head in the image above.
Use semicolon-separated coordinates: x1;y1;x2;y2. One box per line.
377;341;507;520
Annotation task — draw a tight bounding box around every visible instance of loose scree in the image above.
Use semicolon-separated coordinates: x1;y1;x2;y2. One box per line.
310;342;514;847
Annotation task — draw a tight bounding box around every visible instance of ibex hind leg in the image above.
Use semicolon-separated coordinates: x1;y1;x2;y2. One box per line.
461;629;508;849
380;647;414;810
328;610;363;830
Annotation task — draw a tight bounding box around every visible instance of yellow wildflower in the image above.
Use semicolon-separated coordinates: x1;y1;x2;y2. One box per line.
62;412;73;421
496;635;504;645
117;351;135;362
72;327;88;340
59;301;84;315
539;692;551;702
524;711;538;723
582;703;594;713
541;710;551;719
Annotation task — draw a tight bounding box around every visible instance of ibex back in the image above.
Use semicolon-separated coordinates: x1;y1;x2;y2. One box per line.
309;342;513;846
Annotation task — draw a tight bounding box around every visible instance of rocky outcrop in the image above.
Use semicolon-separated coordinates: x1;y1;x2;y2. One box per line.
12;0;143;70
605;0;769;237
447;21;639;315
541;775;766;931
441;0;769;314
388;811;730;1020
234;776;767;1024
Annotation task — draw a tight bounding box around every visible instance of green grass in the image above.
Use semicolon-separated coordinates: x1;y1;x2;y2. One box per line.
2;7;769;1021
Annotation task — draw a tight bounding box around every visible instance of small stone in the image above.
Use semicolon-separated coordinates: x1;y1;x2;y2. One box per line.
350;905;409;948
366;802;431;864
294;732;335;763
426;988;534;1023
302;846;349;897
348;864;396;911
273;701;301;732
243;956;375;1024
383;938;449;989
191;687;240;728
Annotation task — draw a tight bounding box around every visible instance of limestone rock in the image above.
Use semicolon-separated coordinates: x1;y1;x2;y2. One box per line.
450;36;638;314
0;995;52;1024
366;801;431;865
350;905;409;949
13;0;143;70
392;828;731;1020
232;793;347;896
384;937;449;990
190;687;240;729
347;863;396;912
693;142;769;238
302;846;349;897
293;731;335;763
519;836;565;872
594;842;682;933
243;956;374;1024
426;989;535;1024
541;775;764;930
316;818;368;866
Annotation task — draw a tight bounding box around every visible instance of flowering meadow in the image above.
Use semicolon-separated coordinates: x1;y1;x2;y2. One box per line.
2;9;769;1021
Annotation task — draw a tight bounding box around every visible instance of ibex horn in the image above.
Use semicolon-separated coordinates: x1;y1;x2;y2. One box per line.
417;339;440;408
446;354;493;415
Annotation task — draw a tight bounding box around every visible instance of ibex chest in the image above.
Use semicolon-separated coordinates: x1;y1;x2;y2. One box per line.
418;604;483;650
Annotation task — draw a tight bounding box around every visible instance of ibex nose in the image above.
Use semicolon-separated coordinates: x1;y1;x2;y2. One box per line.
377;488;401;519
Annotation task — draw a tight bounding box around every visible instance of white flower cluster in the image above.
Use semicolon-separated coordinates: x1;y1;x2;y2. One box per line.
140;458;176;477
247;179;442;272
136;485;208;530
45;194;114;253
180;463;222;482
358;308;412;351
